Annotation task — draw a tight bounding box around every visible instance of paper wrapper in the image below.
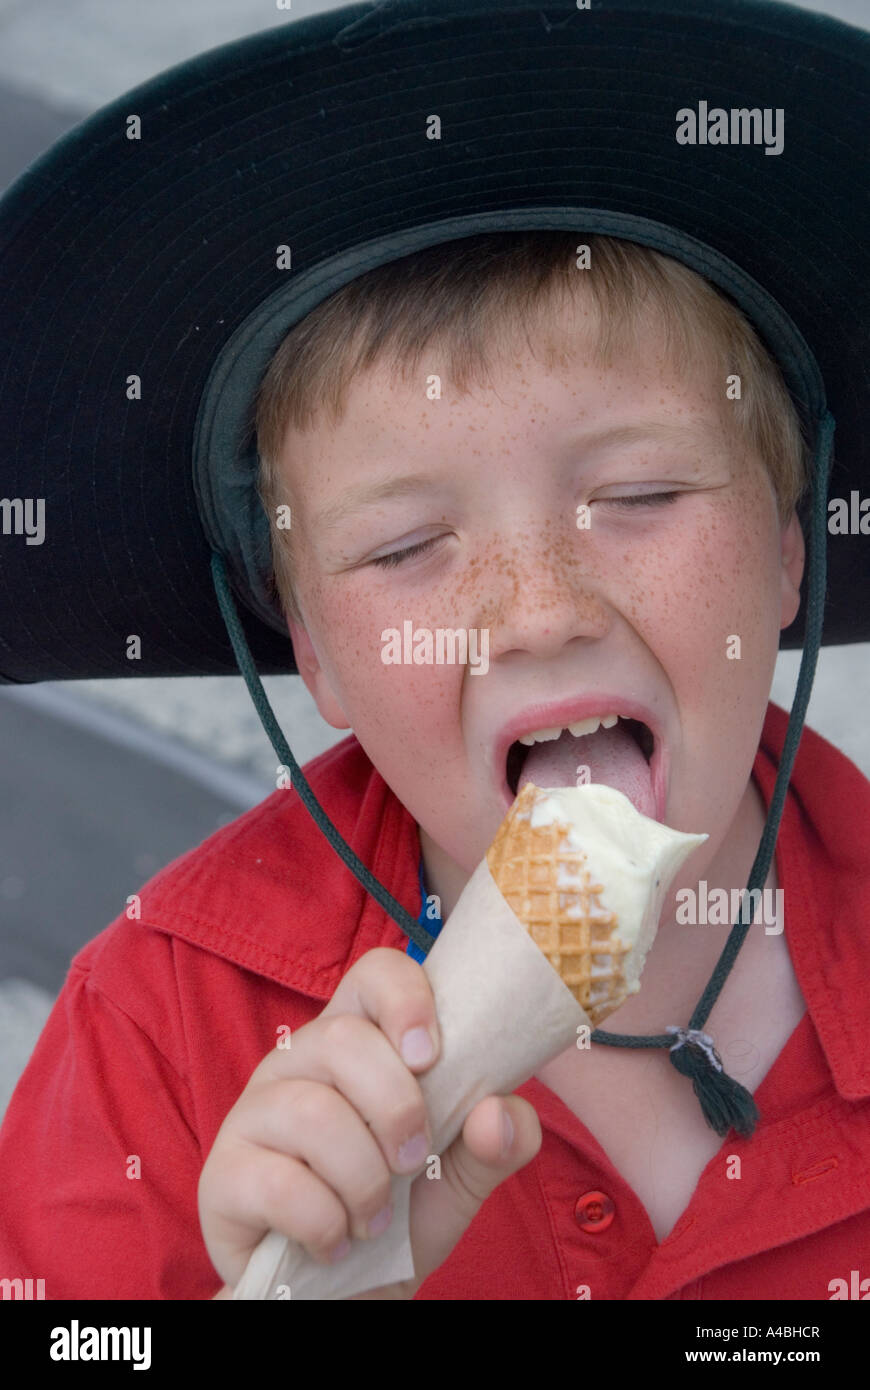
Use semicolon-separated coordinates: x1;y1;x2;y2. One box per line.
231;856;589;1300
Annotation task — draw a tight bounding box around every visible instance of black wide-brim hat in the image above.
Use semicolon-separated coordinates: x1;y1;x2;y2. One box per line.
0;0;868;684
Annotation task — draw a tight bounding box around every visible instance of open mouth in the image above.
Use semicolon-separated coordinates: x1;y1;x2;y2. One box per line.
505;716;654;796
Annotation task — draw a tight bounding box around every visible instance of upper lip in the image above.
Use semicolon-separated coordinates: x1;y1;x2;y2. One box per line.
490;693;667;813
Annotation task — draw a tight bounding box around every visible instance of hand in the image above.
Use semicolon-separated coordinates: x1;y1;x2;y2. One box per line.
198;947;541;1297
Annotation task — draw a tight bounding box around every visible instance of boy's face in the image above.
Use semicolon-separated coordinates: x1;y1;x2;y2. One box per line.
281;297;805;891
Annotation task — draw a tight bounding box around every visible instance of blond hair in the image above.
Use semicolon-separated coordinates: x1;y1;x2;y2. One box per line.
254;232;809;624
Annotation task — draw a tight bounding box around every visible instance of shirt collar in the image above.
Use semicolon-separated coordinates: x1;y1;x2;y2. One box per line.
139;734;420;1000
138;705;870;1099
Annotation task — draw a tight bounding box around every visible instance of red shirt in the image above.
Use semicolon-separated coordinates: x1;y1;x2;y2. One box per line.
1;701;869;1300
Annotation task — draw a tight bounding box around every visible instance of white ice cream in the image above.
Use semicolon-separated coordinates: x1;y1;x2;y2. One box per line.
527;783;707;997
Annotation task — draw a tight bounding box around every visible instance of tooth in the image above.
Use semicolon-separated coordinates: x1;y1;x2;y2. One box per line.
517;725;563;746
515;714;621;747
567;717;601;737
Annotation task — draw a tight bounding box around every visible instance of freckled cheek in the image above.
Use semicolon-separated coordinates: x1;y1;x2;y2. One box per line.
657;507;774;633
405;571;482;628
597;528;713;642
318;585;465;742
709;511;779;638
360;670;467;774
391;669;462;732
637;509;780;737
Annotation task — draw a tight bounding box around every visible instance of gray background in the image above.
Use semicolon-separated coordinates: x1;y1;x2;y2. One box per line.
1;0;868;1123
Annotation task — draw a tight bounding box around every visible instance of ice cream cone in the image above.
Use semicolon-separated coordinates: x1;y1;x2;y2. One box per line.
486;782;706;1024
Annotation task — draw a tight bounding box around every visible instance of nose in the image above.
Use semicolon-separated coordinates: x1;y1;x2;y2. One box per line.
480;530;610;662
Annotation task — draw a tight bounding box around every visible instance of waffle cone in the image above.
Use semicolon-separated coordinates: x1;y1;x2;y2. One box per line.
486;783;633;1023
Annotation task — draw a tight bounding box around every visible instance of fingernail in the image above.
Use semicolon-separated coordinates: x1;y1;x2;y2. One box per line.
397;1132;429;1171
500;1108;514;1157
328;1239;352;1263
400;1027;433;1066
367;1204;393;1237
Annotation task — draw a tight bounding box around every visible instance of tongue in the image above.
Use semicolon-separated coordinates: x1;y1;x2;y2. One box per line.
517;724;656;819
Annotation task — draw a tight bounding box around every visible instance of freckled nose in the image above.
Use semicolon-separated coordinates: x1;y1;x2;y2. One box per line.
479;535;609;660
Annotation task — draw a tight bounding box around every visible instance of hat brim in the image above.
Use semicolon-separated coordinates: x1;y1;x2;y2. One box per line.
1;0;867;680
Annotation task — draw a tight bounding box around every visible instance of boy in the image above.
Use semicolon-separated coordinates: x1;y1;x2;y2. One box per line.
200;229;859;1298
0;1;868;1300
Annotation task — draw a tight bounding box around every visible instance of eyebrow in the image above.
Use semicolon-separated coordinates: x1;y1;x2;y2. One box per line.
314;420;714;531
314;474;444;532
563;420;715;453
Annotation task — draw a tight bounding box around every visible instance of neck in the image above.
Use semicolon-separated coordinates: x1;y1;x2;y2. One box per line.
418;825;470;922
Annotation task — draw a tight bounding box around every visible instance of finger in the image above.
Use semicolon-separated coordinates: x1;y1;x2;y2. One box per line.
199;1137;357;1286
238;1074;397;1242
318;947;440;1072
458;1094;543;1177
250;1012;433;1179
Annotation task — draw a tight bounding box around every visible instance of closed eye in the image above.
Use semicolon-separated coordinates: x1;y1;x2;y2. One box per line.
603;491;681;508
371;493;679;567
371;536;442;569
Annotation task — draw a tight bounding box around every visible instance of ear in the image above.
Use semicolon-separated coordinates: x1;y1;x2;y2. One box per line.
779;510;806;631
287;617;352;730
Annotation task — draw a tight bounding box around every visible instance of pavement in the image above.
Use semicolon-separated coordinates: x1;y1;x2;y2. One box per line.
1;0;868;1127
0;672;343;1123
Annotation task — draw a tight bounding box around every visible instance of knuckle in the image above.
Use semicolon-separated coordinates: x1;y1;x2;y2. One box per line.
282;1077;333;1129
349;946;392;982
257;1155;298;1214
369;944;429;992
362;946;395;967
320;1012;365;1053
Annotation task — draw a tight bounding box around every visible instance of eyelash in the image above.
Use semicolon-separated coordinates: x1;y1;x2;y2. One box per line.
370;494;680;569
372;537;440;569
607;491;680;509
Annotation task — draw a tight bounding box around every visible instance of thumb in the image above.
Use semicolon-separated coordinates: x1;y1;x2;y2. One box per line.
407;1094;542;1288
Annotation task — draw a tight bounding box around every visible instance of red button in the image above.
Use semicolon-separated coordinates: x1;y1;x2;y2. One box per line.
574;1190;615;1233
